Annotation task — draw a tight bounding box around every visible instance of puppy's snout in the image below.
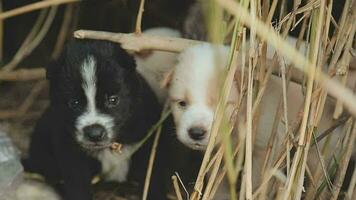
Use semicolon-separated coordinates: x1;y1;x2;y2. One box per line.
188;127;206;140
83;124;107;142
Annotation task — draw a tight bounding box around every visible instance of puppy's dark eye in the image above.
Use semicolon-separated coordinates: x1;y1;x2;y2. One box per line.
106;95;120;107
178;100;187;109
68;98;80;109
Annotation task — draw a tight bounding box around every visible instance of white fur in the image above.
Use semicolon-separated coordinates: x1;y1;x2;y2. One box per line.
75;56;114;142
96;145;136;182
135;27;181;103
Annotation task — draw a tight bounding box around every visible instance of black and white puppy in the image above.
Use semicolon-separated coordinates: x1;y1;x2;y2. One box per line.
24;40;161;200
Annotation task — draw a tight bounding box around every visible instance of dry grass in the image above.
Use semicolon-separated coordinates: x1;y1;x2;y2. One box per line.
1;0;355;200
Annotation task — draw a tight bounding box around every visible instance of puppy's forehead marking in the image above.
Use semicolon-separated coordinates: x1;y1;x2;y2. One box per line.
81;56;97;113
172;44;225;104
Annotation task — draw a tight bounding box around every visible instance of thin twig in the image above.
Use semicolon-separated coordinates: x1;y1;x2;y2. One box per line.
0;68;45;81
172;175;184;200
0;80;47;119
2;6;58;71
331;120;356;200
142;103;169;200
0;0;80;20
74;30;202;53
135;0;146;34
51;4;74;59
0;0;3;60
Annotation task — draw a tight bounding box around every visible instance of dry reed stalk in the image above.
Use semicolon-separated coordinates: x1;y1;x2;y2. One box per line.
245;1;257;198
327;0;353;71
2;6;58;72
209;131;245;199
0;0;79;20
253;151;288;198
172;175;184;200
74;30;202;53
0;68;45;81
135;0;146;34
283;1;325;198
142;122;163;200
0;0;3;60
1;8;47;70
201;148;224;200
216;0;356;117
330;120;356;200
52;4;74;59
219;15;243;200
346;165;356;199
0;80;47;119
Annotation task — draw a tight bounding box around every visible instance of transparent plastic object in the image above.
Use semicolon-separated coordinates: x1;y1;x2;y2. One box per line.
0;130;23;200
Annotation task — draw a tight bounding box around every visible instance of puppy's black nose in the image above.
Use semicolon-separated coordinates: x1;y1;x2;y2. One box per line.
188;127;206;140
83;124;107;142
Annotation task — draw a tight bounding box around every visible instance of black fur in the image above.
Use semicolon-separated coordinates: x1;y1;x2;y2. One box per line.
24;40;161;200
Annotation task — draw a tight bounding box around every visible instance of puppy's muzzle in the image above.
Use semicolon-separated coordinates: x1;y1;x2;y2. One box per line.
83;124;107;142
188;127;207;141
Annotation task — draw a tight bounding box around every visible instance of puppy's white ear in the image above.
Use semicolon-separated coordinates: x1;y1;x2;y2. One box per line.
160;69;174;88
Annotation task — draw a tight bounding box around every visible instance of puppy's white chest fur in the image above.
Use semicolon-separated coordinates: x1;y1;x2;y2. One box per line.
97;145;134;182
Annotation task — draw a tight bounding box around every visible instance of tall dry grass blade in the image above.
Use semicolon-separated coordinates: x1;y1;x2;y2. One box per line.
331;120;356;200
346;165;356;199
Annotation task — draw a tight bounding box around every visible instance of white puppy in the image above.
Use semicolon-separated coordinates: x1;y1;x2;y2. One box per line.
163;43;238;150
164;38;353;154
135;27;181;103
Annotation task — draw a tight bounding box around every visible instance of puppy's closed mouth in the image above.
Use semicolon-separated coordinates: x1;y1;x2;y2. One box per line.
80;142;123;153
80;143;111;150
190;143;207;151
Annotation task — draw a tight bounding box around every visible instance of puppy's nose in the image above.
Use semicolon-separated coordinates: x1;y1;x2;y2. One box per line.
188;127;206;140
83;124;107;142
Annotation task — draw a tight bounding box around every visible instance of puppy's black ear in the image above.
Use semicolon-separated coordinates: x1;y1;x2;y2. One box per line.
112;45;137;72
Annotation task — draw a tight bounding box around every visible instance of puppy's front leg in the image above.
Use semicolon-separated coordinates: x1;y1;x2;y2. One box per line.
53;136;96;200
